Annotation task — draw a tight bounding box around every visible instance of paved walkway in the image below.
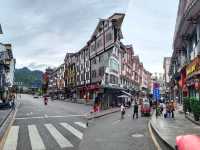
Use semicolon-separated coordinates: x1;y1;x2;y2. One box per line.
150;109;200;149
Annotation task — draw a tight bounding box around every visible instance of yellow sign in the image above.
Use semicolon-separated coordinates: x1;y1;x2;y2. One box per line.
186;64;196;76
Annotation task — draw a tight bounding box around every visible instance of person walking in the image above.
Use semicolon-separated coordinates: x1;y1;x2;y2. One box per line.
44;96;48;105
133;102;139;119
121;103;125;119
170;101;175;118
11;94;16;110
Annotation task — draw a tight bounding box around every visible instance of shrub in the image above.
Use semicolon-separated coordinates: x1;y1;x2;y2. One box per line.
190;97;200;121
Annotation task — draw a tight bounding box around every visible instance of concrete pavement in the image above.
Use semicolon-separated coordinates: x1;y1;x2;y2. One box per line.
150;109;200;149
79;107;156;150
2;94;90;150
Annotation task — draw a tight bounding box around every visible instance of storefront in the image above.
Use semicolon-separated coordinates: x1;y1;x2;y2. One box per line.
186;56;200;100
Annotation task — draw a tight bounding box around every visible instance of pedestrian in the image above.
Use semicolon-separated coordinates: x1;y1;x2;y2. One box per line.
11;94;16;110
121;103;125;119
170;101;175;118
133;101;139;119
44;96;48;105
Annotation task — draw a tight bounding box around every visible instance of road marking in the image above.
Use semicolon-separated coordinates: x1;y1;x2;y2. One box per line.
45;124;73;148
148;121;161;150
74;122;87;128
3;126;19;150
15;114;87;120
28;125;46;150
60;122;83;139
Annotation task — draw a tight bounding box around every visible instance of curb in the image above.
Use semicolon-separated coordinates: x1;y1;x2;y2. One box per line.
149;121;174;150
185;115;200;126
86;109;121;120
148;121;161;150
0;109;12;130
0;102;20;149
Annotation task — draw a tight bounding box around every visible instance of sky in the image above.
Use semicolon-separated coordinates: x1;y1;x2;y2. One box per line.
0;0;179;73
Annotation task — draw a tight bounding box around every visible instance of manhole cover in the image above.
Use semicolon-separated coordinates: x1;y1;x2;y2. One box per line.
131;134;144;138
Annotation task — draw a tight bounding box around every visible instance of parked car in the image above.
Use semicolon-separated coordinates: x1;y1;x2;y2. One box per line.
141;101;151;116
176;134;200;150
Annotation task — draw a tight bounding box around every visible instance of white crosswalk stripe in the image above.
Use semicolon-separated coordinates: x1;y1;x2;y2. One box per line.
44;123;73;148
3;126;19;150
28;125;46;150
74;122;87;128
3;121;85;150
60;122;83;139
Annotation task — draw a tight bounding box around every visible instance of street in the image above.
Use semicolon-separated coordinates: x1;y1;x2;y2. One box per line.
2;95;159;150
3;95;90;150
80;107;156;150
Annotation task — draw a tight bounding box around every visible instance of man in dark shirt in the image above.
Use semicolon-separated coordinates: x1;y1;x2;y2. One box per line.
133;102;139;119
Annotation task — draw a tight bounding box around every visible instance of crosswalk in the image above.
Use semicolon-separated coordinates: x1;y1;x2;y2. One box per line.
3;121;87;150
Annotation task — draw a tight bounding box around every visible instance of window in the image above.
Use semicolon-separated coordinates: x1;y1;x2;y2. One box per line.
99;67;105;76
76;66;79;72
81;52;84;59
77;75;80;82
90;42;95;52
81;73;85;81
99;54;103;63
96;37;103;49
86;61;89;67
92;70;96;78
92;58;96;64
110;58;119;72
106;31;113;42
86;72;90;80
110;74;118;84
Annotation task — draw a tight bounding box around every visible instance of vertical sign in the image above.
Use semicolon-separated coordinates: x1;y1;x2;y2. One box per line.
153;82;160;102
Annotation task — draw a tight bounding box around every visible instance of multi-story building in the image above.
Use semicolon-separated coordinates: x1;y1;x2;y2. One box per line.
169;0;200;103
64;53;76;98
48;13;152;109
0;43;15;102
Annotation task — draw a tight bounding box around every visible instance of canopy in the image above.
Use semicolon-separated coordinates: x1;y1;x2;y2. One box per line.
122;91;132;96
118;95;130;98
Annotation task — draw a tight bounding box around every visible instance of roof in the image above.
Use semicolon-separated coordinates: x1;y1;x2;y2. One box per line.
91;13;125;38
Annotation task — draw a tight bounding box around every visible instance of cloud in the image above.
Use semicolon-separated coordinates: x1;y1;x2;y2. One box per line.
0;0;129;70
122;0;178;73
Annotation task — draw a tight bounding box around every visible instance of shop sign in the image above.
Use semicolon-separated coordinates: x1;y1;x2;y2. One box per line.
186;56;200;76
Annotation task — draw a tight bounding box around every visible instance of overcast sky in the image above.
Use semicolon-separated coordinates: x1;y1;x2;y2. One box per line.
0;0;178;73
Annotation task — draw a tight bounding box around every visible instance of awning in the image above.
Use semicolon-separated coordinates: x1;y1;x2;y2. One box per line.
118;95;130;98
122;91;132;96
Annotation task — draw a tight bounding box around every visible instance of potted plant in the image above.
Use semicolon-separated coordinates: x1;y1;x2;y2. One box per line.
190;97;200;121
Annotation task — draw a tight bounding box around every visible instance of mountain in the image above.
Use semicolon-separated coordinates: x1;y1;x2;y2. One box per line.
14;67;43;87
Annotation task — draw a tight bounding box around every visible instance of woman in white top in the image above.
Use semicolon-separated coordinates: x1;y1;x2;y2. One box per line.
121;104;125;119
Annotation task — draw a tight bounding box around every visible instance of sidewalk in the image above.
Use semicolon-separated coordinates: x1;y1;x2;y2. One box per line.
0;109;12;127
85;107;121;120
150;109;200;149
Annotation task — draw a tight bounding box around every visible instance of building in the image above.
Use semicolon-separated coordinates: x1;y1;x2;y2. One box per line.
0;43;15;102
47;13;152;109
169;0;200;103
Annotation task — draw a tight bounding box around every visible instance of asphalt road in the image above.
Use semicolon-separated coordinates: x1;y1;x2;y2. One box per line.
79;107;156;150
3;94;90;150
